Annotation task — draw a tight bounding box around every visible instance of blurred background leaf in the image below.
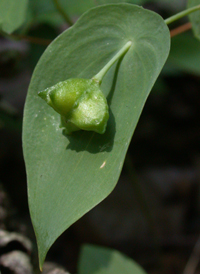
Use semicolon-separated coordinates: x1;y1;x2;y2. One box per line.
27;0;96;27
0;0;28;34
167;33;200;75
78;245;147;274
188;0;200;40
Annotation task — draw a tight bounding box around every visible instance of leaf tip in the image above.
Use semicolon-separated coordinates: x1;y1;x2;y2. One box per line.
37;238;50;272
38;249;46;272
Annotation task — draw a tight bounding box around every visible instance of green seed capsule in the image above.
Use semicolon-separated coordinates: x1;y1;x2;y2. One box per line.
38;78;109;134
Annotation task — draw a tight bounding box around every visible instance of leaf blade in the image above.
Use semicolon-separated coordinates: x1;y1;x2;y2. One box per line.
22;3;170;268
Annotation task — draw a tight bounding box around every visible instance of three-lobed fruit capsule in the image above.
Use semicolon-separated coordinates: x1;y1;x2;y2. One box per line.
38;78;109;134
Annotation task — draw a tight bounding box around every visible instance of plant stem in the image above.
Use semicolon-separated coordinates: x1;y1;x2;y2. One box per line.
165;4;200;25
170;22;192;38
92;41;132;84
52;0;73;26
15;34;52;46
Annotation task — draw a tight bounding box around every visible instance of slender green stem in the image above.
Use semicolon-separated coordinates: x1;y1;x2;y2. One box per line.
52;0;73;26
165;4;200;25
92;41;132;84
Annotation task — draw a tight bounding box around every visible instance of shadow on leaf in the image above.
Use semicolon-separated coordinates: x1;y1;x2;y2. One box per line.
65;109;115;153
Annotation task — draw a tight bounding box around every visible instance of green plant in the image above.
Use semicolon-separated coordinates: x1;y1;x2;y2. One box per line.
1;0;200;272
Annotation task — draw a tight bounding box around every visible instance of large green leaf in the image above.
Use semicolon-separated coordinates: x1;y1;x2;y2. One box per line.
0;0;28;33
78;245;147;274
23;3;170;268
188;0;200;40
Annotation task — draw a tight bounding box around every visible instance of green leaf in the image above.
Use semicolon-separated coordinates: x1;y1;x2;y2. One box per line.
167;33;200;74
188;0;200;40
0;0;28;33
78;245;147;274
22;3;170;268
